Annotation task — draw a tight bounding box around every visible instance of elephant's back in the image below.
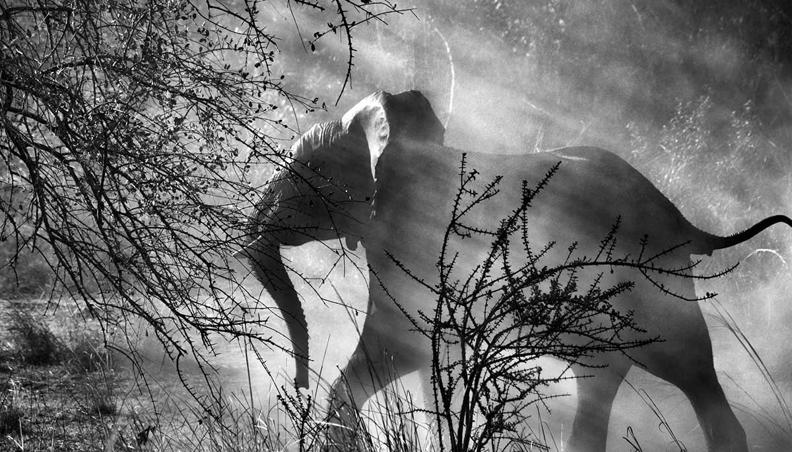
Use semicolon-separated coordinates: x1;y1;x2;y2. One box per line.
374;141;705;275
465;146;703;258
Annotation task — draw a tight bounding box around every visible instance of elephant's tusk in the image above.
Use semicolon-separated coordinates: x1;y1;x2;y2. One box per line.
345;235;359;251
232;234;263;258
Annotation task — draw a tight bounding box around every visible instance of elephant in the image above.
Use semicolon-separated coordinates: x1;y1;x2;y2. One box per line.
245;90;792;451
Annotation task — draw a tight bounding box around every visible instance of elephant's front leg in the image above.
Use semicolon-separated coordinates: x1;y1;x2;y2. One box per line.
325;300;428;450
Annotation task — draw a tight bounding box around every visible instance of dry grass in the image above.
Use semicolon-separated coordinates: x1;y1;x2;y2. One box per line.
0;366;118;450
6;308;65;366
0;381;24;437
0;289;790;451
0;300;124;450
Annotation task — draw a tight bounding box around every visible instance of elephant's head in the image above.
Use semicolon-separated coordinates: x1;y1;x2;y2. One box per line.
246;90;444;388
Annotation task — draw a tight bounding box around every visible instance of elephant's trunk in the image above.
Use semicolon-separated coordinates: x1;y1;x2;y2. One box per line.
248;240;310;389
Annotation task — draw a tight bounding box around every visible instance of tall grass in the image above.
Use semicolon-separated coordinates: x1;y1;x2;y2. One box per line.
6;308;65;366
0;302;126;450
0;378;23;437
711;299;792;448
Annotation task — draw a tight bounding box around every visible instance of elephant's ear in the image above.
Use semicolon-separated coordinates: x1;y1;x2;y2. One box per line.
342;90;444;181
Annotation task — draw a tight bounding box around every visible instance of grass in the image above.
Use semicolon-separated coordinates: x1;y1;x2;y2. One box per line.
0;365;120;450
0;301;124;450
0;292;790;451
67;331;113;375
126;382;428;452
0;379;23;437
6;308;65;366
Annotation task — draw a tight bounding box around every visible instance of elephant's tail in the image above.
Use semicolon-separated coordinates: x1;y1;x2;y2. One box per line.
696;215;792;255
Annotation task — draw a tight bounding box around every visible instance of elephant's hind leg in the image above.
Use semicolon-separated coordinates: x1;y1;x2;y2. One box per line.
646;353;747;452
631;277;747;451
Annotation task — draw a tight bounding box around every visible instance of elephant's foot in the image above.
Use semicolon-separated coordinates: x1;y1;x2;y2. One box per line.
323;386;366;451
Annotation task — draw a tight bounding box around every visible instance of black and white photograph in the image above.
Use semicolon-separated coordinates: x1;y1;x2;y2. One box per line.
1;1;792;450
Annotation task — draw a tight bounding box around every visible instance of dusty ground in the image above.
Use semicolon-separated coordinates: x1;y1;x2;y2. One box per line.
0;299;150;451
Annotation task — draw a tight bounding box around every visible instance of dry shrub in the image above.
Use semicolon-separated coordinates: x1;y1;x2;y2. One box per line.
7;309;64;366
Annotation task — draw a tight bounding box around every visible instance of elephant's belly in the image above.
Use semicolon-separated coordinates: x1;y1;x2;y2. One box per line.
368;196;706;373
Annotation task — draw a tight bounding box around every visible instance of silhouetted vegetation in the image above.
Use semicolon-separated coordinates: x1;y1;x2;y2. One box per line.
0;0;401;403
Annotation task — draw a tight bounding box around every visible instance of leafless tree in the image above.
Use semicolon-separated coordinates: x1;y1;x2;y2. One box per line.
0;0;401;401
